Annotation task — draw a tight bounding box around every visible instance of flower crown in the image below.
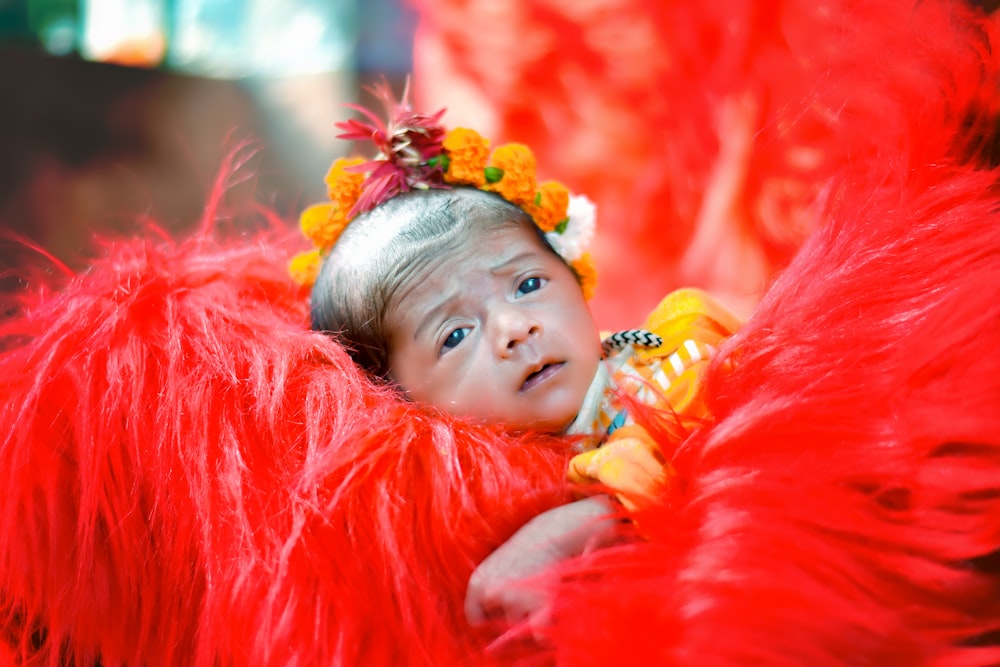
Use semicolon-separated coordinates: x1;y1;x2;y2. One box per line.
289;81;597;299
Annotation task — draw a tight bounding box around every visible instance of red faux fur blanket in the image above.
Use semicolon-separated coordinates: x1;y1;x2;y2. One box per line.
2;0;999;665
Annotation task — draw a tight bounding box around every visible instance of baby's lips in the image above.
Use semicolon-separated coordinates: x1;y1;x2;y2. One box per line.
519;360;563;392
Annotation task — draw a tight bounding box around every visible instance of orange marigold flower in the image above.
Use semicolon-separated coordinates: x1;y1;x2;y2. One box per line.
324;157;366;212
442;127;490;186
571;253;598;301
523;180;570;232
484;143;536;206
288;249;323;287
299;202;350;249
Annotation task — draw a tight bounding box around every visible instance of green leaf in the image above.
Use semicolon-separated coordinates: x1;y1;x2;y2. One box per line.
554;218;569;234
427;154;451;171
484;166;504;183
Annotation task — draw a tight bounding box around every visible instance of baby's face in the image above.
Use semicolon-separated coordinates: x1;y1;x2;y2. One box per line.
387;221;602;432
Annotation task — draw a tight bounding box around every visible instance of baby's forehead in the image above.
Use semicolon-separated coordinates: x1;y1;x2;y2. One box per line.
433;220;547;268
392;222;550;304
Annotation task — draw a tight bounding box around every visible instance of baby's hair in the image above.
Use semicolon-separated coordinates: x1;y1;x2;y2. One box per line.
311;186;564;379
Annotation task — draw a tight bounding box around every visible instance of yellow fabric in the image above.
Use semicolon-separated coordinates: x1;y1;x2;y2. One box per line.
637;287;742;362
568;288;741;507
568;425;674;512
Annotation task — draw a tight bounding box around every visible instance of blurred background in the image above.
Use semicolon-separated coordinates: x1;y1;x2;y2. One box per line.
0;0;844;328
0;0;416;282
8;1;991;326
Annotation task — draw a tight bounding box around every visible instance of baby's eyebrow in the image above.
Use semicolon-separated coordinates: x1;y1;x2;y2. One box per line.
489;251;537;274
413;294;459;342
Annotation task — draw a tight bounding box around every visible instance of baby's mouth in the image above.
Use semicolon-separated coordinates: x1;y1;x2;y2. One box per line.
520;362;564;392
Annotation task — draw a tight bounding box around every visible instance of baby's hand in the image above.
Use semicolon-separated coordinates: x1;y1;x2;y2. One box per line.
464;496;619;630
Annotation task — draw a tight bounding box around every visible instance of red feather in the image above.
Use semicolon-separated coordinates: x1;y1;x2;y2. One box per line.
334;79;448;217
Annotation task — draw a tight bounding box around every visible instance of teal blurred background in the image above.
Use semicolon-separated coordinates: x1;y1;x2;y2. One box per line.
0;0;416;275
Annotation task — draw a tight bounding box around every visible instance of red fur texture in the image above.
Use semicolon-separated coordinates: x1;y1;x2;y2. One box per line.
0;211;572;665
2;0;999;665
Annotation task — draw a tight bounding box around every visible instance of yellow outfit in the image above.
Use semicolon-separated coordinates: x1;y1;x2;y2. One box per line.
566;288;741;509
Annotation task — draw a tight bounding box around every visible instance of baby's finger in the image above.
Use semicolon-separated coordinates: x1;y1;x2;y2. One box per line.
464;580;507;626
501;588;546;627
464;586;490;625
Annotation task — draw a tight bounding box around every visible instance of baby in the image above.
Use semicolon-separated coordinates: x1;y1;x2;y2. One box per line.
311;186;601;434
294;85;739;629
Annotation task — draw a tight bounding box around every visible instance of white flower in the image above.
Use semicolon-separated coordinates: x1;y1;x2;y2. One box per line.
546;194;596;262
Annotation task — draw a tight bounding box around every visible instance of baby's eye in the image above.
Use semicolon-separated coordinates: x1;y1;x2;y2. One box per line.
441;326;471;352
516;276;544;296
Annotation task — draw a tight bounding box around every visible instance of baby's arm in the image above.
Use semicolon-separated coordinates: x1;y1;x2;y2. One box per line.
464;495;620;628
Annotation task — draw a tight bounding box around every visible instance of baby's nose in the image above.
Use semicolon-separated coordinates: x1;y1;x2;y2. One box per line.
494;307;541;357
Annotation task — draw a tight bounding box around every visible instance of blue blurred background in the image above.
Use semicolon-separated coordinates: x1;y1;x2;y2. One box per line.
0;0;416;275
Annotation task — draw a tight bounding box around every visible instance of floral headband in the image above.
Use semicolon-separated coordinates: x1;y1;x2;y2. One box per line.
289;81;597;299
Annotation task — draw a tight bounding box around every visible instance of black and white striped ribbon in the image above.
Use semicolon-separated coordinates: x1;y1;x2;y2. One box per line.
601;328;663;355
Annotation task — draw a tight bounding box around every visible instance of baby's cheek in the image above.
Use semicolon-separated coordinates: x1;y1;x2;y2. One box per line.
430;378;485;420
461;389;503;420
